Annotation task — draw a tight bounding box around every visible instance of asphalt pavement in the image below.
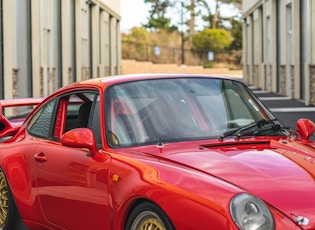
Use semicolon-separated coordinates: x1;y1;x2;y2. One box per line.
249;86;315;131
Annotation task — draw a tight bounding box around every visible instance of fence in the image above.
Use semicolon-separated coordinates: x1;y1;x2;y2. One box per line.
122;41;242;68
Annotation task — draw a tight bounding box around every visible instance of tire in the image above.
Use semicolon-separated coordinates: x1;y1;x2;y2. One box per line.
125;201;175;230
0;170;17;230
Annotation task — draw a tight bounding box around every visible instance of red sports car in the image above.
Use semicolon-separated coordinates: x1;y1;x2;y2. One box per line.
0;74;314;230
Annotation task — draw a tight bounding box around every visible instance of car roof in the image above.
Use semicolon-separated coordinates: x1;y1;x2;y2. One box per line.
76;73;236;88
52;74;242;98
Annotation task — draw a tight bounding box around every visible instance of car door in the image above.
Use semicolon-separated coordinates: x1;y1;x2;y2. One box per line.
28;91;112;229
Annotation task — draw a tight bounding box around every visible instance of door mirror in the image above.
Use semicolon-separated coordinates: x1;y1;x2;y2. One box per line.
296;119;315;140
61;128;98;156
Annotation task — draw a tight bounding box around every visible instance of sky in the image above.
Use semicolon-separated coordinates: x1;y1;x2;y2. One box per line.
120;0;240;32
120;0;150;31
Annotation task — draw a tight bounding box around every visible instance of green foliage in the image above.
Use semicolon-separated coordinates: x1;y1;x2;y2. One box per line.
192;29;231;52
142;0;242;50
144;16;178;31
144;0;175;31
220;0;242;10
203;62;214;68
122;27;150;44
122;27;150;60
144;0;170;17
123;1;243;66
229;19;242;50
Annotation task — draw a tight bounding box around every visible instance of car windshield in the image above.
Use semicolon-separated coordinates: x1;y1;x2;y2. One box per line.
106;77;283;147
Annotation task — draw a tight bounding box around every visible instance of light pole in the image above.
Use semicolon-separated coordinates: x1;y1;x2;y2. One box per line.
173;1;185;65
180;2;185;65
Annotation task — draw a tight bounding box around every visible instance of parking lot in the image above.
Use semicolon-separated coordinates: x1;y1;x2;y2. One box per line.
250;86;315;130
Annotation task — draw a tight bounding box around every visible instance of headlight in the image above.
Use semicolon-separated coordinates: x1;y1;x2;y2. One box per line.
230;193;274;230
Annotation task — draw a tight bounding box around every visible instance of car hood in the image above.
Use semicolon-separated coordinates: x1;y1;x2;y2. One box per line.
160;138;315;228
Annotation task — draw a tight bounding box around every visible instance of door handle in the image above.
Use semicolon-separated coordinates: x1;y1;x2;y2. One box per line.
34;152;48;163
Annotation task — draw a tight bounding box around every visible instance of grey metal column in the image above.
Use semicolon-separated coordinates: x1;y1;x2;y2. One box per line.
87;0;95;79
300;0;308;100
72;0;77;82
276;0;281;93
16;0;32;98
286;3;292;97
54;0;62;89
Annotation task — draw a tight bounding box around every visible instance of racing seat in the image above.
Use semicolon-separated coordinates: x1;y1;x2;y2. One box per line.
77;101;92;128
109;98;134;146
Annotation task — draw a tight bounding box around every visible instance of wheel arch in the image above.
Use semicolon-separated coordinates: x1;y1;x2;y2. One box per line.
121;197;175;230
0;167;24;213
125;198;159;218
0;167;25;229
0;155;33;205
110;195;173;229
0;162;43;228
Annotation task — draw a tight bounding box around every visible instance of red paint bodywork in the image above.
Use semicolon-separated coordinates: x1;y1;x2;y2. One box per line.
0;74;313;229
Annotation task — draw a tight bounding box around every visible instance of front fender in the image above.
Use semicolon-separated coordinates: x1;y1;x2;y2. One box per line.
109;155;301;229
108;154;239;229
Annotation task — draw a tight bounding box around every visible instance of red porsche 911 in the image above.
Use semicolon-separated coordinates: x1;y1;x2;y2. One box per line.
0;74;314;230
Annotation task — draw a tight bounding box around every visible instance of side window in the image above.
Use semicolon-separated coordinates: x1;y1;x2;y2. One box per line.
89;95;102;146
64;95;85;131
63;92;102;147
27;92;102;147
223;89;255;125
27;99;56;138
64;93;96;130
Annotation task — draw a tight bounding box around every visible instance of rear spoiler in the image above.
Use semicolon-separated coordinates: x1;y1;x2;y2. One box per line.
0;98;44;139
0;98;44;107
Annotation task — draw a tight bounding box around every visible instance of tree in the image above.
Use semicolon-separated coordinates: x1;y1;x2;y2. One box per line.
143;0;176;31
122;27;150;60
192;28;231;53
143;0;242;31
229;18;242;50
145;0;170;16
195;0;241;29
122;27;150;44
220;0;242;10
188;0;196;36
142;0;242;55
195;0;216;29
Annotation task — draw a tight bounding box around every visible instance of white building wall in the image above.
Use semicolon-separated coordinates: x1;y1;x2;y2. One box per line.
307;0;315;105
243;0;315;105
91;3;100;78
99;10;108;76
40;0;57;96
3;1;17;100
61;0;75;87
243;15;253;85
1;0;121;99
102;0;119;11
311;2;315;64
75;0;90;82
264;0;276;92
291;0;300;99
242;0;259;14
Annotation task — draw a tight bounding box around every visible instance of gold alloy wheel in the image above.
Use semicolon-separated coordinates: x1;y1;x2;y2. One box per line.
138;218;165;230
131;211;166;230
0;171;8;228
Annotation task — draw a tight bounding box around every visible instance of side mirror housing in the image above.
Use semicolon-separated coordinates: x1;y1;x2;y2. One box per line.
61;128;98;156
296;119;315;140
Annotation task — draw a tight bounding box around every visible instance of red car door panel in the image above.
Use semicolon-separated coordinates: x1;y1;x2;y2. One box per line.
33;139;111;229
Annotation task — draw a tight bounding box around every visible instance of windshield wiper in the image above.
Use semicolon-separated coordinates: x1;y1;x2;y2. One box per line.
218;119;283;141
